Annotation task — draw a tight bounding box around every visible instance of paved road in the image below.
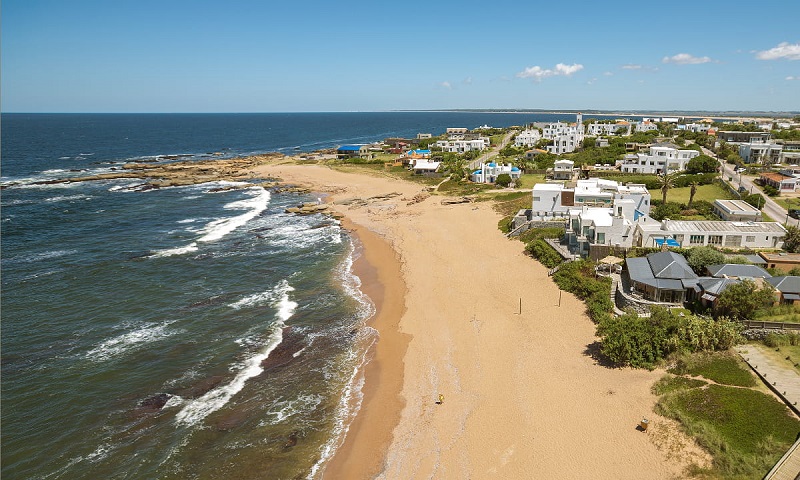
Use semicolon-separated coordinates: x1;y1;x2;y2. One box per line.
468;130;516;171
705;146;799;227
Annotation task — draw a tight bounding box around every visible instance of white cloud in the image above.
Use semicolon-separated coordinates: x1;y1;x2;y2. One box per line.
603;71;614;76
787;76;799;81
462;77;473;85
516;63;583;81
439;81;452;89
587;77;597;85
662;53;712;64
756;42;800;61
621;64;642;70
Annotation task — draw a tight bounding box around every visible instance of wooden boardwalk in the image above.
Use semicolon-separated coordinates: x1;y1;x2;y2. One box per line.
763;436;800;480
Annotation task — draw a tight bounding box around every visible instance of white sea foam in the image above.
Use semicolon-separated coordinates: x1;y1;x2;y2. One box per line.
44;194;92;203
163;395;185;409
175;281;297;427
86;322;177;362
10;249;78;264
149;187;269;258
262;393;323;424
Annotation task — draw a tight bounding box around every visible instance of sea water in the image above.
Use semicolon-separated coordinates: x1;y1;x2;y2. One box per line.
1;112;585;479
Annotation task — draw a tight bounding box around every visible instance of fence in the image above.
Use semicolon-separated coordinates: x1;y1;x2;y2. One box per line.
742;320;800;331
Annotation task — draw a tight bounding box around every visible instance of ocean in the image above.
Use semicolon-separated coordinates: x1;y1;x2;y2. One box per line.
1;111;592;479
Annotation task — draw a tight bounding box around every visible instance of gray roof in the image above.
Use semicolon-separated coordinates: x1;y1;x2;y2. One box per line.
626;254;692;291
648;251;697;280
697;277;738;296
743;254;767;265
706;264;772;279
766;276;800;294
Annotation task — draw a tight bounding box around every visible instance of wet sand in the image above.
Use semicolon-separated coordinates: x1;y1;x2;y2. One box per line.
251;162;709;479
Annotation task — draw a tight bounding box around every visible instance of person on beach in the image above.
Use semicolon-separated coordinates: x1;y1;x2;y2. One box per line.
438;394;444;405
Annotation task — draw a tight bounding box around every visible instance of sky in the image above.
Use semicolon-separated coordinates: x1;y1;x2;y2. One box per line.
2;0;799;113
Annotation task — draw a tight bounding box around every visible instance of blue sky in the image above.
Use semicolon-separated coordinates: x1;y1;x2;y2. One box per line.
2;0;799;113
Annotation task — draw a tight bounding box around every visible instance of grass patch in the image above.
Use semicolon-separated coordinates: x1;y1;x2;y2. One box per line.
669;352;757;387
656;383;800;478
774;197;800;211
516;174;546;189
666;183;735;204
651;374;708;395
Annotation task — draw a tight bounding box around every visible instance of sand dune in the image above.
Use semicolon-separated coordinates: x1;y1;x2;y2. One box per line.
252;163;707;479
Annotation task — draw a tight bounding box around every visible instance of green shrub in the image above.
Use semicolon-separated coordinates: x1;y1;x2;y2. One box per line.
525;239;562;268
669;352;755;387
495;173;512;187
552;260;613;323
651;375;707;395
764;332;800;347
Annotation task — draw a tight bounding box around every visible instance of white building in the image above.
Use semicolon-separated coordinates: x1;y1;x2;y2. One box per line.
566;198;644;255
532;178;651;218
617;143;700;174
435;138;488;153
471;162;522;184
586;122;629;136
543;113;584;155
514;129;542;147
679;123;711;133
739;142;783;165
552;159;575;180
411;159;441;174
712;199;762;222
634;219;786;249
634;120;659;132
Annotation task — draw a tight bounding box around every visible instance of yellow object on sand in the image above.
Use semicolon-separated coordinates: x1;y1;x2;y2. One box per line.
438;394;444;404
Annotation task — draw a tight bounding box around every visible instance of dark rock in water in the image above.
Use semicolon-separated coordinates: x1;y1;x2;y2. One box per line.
139;393;171;412
177;375;226;399
259;327;305;373
283;431;299;449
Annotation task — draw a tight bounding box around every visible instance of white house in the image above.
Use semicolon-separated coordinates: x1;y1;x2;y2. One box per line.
566;198;644;255
532;178;650;218
586;122;629;136
617;143;700;174
634;120;659;132
634;219;786;249
514;129;542;147
411;159;441;174
552;159;575;180
435;138;488;153
471;162;522;184
739;142;783;165
543;113;584;155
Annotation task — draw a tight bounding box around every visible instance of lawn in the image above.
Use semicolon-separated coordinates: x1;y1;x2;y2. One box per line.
665;183;735;205
516;174;546;189
774;196;800;211
654;351;800;479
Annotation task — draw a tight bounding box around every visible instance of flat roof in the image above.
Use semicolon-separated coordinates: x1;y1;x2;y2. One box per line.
713;199;761;214
661;220;786;234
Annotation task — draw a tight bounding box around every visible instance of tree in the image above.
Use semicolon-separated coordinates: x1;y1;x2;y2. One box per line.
687;181;699;208
495;173;512;187
685;155;719;174
650;202;682;221
686;246;725;274
657;172;677;204
743;193;766;210
716;280;775;320
782;225;800;253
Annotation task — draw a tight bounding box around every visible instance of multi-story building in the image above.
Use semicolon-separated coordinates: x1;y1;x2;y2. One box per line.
617;143;700;174
543;113;584;155
739;141;783;165
586;122;629;136
435;138;488;153
532;178;650;217
514;129;542;147
633;219;786;249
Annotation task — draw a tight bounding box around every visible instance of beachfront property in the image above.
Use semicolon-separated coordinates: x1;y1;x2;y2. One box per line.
625;251;698;303
435;138;488;153
552;159;575;181
471;162;521;184
617;143;701;174
705;263;772;279
565;198;646;256
410;159;441;175
336;144;372;160
514;129;542;147
758;252;800;273
712;199;763;222
759;171;796;191
416;133;432;140
633;219;787;249
739;141;783;165
405;149;431;159
532;178;651;218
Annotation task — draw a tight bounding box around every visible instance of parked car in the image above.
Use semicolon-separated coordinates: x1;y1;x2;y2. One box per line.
789;209;800;220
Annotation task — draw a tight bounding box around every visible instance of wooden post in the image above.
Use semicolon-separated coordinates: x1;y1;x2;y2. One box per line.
558;290;562;307
519;298;522;315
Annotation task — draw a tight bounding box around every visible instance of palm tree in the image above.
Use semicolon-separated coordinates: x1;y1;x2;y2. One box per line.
688;181;699;208
658;172;676;204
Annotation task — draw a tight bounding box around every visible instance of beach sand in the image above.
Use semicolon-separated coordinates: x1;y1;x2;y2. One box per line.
252;162;709;479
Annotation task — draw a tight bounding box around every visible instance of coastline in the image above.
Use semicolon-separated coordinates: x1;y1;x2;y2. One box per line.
253;161;709;479
323;218;410;479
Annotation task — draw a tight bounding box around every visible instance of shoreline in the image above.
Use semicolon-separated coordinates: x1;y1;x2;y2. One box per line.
253;161;709;479
322;218;410;479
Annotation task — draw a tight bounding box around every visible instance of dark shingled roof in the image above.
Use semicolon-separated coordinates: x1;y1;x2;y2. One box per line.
647;251;697;280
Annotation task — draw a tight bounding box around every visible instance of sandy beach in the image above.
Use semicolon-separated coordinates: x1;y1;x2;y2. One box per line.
252;162;709;479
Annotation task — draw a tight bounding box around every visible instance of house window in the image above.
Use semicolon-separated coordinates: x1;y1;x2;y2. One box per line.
674;234;684;243
597;233;606;244
745;236;755;243
533;197;540;202
690;235;705;245
708;235;722;245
